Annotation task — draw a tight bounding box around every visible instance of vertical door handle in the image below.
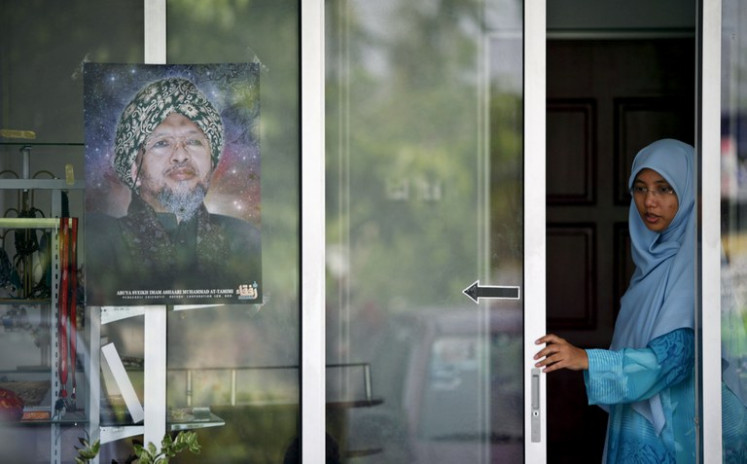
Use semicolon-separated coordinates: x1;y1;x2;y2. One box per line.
531;368;541;442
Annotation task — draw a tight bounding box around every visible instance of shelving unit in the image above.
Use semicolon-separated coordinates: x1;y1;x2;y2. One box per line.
1;143;229;461
96;304;226;448
0;143;88;463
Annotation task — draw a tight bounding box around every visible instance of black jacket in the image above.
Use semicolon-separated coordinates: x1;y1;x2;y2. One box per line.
86;195;262;306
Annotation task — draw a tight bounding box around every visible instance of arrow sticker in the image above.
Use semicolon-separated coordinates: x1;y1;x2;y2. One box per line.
463;280;521;303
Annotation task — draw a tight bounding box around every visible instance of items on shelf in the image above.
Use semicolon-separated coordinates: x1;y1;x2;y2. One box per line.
1;169;47;299
0;387;24;421
57;217;79;406
0;167;84;302
0;129;36;140
0;144;85;423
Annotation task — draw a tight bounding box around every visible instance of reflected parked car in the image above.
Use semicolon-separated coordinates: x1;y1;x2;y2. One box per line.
347;306;523;463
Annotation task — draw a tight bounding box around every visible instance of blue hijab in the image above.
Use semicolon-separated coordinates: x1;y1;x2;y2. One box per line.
610;138;695;431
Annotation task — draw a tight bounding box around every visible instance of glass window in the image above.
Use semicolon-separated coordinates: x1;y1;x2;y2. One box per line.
325;1;525;462
165;2;301;463
720;1;747;461
0;1;300;463
1;2;143;462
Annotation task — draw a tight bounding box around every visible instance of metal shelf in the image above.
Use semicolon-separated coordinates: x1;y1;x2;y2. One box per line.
0;144;88;464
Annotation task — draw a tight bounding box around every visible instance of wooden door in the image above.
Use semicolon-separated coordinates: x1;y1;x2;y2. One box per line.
545;38;695;463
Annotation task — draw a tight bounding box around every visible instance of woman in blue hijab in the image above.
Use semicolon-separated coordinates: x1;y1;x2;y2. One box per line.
534;139;696;463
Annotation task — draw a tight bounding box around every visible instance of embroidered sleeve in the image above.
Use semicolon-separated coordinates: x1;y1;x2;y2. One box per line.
583;328;694;405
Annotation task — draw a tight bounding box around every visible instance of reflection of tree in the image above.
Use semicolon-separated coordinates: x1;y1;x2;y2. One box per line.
489;91;522;277
3;0;529;460
327;0;519;314
723;0;747;111
721;3;747;462
1;0;146;144
722;0;747;363
164;3;303;461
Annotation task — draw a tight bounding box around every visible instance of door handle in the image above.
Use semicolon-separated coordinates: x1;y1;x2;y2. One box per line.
531;368;541;442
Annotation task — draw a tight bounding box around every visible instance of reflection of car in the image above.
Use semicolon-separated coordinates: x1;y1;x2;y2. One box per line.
397;307;524;463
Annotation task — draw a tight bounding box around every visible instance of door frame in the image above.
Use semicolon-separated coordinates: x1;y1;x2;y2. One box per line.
301;1;326;463
523;0;548;462
698;0;722;462
300;0;548;462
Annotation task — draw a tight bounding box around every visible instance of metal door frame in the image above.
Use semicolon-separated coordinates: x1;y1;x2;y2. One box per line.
523;0;547;461
301;1;547;462
301;1;326;463
698;0;722;462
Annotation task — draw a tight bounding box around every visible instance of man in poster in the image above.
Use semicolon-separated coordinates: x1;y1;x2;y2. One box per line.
86;72;262;306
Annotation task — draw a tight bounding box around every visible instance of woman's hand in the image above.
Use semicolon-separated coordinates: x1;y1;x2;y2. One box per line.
533;334;589;373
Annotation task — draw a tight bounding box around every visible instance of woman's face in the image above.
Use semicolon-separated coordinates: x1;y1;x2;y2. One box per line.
631;168;679;233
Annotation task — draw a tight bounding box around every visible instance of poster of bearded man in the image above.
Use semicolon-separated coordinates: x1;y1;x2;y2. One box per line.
84;63;262;306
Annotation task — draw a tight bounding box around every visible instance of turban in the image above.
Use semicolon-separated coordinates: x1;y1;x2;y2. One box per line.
113;77;224;189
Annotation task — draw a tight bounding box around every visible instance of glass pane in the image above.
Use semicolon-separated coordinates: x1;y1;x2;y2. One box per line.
720;1;747;461
162;2;301;462
325;1;524;462
1;1;142;463
2;1;299;463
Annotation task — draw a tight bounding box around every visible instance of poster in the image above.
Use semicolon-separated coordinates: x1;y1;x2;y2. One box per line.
84;63;262;306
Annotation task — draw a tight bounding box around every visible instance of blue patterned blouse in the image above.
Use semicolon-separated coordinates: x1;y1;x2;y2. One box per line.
584;328;695;464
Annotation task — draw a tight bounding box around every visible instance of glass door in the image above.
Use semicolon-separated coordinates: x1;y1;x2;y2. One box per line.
711;0;747;461
323;0;545;462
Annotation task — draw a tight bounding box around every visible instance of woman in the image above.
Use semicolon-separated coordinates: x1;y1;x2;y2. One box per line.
534;139;696;463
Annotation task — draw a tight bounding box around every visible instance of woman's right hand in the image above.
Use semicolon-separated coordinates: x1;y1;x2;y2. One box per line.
533;334;589;373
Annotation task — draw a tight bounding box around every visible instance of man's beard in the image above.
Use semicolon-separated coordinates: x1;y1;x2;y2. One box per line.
157;182;208;222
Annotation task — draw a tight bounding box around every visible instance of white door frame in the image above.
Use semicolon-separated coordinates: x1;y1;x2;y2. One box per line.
523;0;548;462
300;0;547;462
698;0;722;462
300;1;327;463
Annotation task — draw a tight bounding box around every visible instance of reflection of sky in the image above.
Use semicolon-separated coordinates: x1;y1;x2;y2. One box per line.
83;63;261;224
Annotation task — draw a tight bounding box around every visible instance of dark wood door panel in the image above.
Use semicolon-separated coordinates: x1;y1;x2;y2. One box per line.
614;96;695;204
547;223;597;329
545;37;695;464
547;99;597;205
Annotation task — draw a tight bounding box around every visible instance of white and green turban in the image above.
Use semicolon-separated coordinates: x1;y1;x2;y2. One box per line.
113;77;224;189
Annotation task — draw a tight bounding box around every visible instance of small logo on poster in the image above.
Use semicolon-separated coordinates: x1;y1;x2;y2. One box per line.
237;282;259;300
